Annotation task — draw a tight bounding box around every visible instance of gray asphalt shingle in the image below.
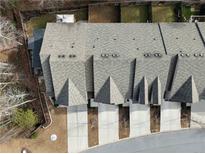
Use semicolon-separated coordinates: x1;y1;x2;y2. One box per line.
160;23;204;55
40;22;205;106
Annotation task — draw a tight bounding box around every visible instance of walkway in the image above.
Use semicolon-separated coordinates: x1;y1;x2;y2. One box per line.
129;104;150;137
98;103;119;145
160;101;181;131
67;105;88;153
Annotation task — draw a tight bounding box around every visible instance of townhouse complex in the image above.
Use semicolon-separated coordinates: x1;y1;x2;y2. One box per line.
40;22;205;107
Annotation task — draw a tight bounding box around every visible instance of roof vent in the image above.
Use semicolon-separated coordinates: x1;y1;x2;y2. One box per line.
58;55;65;58
154;53;161;57
180;53;185;57
199;53;204;57
69;54;76;58
158;53;162;57
194;53;198;57
144;53;151;57
112;53;119;58
186;53;190;57
144;53;148;57
101;53;109;58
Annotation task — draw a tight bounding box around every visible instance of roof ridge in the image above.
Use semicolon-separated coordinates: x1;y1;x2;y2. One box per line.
139;76;148;105
171;75;199;103
190;75;199;103
151;76;162;105
109;76;124;105
68;78;86;106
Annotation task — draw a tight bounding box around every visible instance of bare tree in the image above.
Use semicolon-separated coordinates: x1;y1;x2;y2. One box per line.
0;62;35;114
0;16;23;51
38;0;65;10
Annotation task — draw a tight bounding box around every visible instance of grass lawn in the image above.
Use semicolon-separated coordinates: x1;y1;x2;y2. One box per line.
152;4;176;22
121;4;148;22
25;14;56;37
67;9;88;21
181;5;192;21
89;5;120;23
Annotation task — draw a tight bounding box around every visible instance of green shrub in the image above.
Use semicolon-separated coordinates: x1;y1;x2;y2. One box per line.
54;103;59;107
12;109;38;129
30;132;38;139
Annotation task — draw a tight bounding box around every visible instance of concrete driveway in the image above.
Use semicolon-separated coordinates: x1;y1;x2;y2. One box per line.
98;103;119;145
191;100;205;127
130;104;150;137
83;128;205;153
160;101;181;131
67;105;88;153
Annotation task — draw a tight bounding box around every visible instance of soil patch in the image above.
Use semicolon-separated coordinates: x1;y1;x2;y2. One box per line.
121;4;149;22
181;103;191;128
150;105;160;133
0;49;17;63
88;107;98;147
152;4;177;22
0;102;67;153
119;105;130;139
88;4;120;23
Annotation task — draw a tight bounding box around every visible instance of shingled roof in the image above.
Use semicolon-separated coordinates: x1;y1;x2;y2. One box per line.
49;57;87;106
133;56;171;105
94;58;135;104
197;22;205;45
95;76;124;105
40;22;205;106
160;23;205;55
168;56;205;103
171;76;199;103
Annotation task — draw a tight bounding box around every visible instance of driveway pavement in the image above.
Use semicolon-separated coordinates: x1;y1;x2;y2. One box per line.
98;103;119;145
129;104;150;137
191;100;205;127
83;128;205;153
160;101;181;131
67;105;88;152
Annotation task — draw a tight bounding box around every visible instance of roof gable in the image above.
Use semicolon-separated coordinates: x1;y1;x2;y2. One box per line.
68;79;87;106
109;76;124;105
171;76;199;103
151;76;162;105
138;76;148;105
56;78;87;106
95;76;124;104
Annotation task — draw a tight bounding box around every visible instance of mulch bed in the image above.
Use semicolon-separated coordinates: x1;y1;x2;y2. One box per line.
150;105;160;133
88;107;99;147
88;4;120;23
119;105;130;139
11;9;46;127
181;103;191;128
